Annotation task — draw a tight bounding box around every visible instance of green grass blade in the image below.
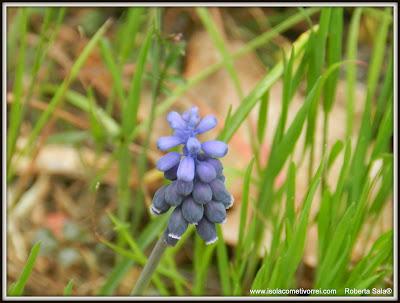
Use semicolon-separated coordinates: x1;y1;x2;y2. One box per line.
7;8;29;169
316;204;356;288
257;91;269;145
373;51;393;134
285;162;296;226
371;98;393;160
345;8;363;138
305;8;331;149
99;37;126;103
237;158;255;258
63;279;74;296
122;23;153;137
323;8;343;113
193;235;216;295
350;9;391;203
117;8;145;63
9;242;41;296
216;226;232;295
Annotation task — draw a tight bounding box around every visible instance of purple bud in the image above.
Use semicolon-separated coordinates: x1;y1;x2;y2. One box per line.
177;156;195;182
164;182;183;206
186;137;201;154
192;181;212;204
183;107;200;127
167;206;188;240
167;111;187;129
205;158;223;176
209;178;230;201
204;200;226;223
164;229;178;246
164;164;178;180
196;217;218;245
218;194;234;209
156;152;181;172
181;197;204;224
151;185;170;215
176;180;193;196
196;161;217;183
195;115;217;134
202;140;228;158
157;136;182;151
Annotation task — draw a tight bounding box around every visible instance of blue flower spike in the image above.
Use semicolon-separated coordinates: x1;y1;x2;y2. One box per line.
151;107;232;246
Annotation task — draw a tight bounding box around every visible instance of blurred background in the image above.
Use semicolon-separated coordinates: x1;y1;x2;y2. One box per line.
6;6;394;296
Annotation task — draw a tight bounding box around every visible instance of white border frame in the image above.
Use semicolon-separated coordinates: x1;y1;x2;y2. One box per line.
2;2;398;301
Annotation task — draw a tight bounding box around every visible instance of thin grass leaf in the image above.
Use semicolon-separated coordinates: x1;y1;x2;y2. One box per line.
316;204;356;288
327;140;344;169
237;158;255;259
9;242;41;296
60;89;119;136
122;23;153;137
7;8;28;169
285;162;296;226
345;8;363;138
257;91;269;145
317;189;332;259
273;160;324;288
346;230;392;287
305;8;331;149
323;8;343;113
63;279;74;296
371;97;393;161
369;157;393;214
193;235;216;295
270;48;295;147
216;225;232;295
99;37;126;103
117;8;145;63
87;88;106;147
373;51;393;134
350;9;391;203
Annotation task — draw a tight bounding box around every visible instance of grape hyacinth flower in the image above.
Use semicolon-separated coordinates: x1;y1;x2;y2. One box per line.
151;107;233;246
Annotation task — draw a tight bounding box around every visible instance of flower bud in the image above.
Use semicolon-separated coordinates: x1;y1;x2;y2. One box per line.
182;197;204;224
196;217;217;245
176;180;193;196
167;207;188;240
164;164;178;180
151;185;170;215
196;161;217;183
204;200;227;223
156;152;181;171
209;178;231;202
177;156;195;182
165;182;183;206
192;181;212;204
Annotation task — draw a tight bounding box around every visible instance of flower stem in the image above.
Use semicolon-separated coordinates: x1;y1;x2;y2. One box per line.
131;234;168;296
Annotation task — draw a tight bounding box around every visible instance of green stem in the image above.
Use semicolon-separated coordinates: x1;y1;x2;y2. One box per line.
131;234;168;295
